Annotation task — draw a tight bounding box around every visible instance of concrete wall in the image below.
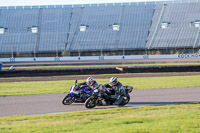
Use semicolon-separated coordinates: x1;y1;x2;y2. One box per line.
1;54;200;63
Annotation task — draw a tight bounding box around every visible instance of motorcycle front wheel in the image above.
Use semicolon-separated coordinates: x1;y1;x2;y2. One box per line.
62;95;75;105
84;97;98;108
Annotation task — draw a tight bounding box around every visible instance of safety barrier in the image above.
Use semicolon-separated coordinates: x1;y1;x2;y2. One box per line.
1;54;200;63
1;65;200;77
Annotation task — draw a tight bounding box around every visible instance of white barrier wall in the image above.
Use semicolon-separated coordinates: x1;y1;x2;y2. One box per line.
0;54;200;63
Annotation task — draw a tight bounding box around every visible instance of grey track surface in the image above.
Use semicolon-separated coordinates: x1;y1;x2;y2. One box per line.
0;87;200;117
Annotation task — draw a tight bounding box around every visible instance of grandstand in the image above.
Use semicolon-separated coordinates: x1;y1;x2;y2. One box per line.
146;2;200;54
0;1;200;57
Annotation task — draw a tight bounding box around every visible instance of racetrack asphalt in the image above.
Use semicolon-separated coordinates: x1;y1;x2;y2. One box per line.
0;87;199;117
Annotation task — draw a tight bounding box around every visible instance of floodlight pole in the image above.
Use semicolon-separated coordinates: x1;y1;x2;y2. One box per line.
34;45;36;58
34;33;37;58
78;42;81;57
56;44;58;57
11;45;13;58
123;43;125;56
100;41;103;56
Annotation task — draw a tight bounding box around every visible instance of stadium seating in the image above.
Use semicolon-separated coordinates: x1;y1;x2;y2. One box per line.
69;6;122;51
69;5;155;51
39;8;72;52
119;4;155;50
147;3;200;49
0;9;39;53
0;4;155;53
1;2;200;55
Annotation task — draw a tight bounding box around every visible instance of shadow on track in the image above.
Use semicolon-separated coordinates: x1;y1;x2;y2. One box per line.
127;101;196;106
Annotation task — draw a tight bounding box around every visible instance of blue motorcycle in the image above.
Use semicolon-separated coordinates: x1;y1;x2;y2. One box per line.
62;80;93;105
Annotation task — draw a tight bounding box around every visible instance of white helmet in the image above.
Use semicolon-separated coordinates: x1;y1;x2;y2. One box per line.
109;76;118;86
87;77;94;85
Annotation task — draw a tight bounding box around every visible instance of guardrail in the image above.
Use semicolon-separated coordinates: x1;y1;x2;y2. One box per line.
1;65;200;77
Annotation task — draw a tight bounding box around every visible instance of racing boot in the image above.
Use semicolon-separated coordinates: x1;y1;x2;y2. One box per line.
113;96;124;106
101;99;107;105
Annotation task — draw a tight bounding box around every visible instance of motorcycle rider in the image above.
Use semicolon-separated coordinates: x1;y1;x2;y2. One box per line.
76;77;99;94
106;76;126;106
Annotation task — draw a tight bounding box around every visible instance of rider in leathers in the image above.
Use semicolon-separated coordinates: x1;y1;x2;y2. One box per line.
105;76;126;106
76;77;98;93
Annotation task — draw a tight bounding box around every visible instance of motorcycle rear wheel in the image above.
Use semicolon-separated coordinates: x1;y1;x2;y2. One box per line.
62;95;75;105
85;97;97;108
120;96;130;106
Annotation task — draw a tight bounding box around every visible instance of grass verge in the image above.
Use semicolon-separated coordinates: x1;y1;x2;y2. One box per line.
1;75;200;96
0;103;199;133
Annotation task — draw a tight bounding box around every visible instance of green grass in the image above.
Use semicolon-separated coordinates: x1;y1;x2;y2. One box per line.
0;103;199;133
1;75;200;96
2;62;200;70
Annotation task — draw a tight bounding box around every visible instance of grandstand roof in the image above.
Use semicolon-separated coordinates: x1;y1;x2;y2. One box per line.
0;0;167;7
